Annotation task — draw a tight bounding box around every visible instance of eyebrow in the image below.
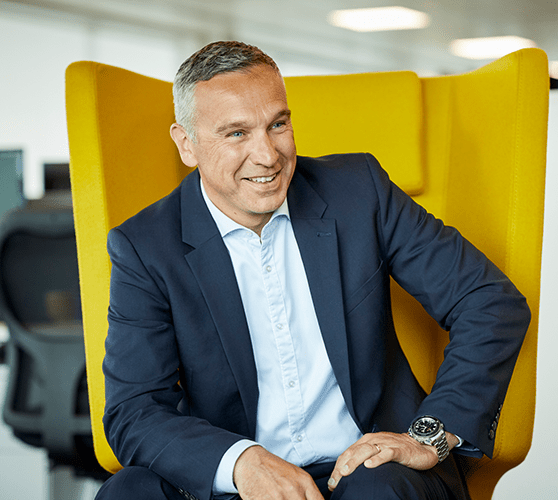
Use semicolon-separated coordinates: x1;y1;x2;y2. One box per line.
215;109;292;134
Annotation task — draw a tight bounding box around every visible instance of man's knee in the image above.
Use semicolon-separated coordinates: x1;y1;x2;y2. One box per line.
95;466;186;500
330;462;451;500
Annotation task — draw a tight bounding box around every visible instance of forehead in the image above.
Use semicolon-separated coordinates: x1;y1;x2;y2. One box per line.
194;65;288;116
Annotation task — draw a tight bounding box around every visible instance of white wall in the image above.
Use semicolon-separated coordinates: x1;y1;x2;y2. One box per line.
0;5;188;200
0;5;556;499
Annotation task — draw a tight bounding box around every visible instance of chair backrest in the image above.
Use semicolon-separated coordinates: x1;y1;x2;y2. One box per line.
66;48;548;499
0;200;102;475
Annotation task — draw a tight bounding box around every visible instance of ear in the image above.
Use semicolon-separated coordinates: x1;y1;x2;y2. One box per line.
170;123;198;167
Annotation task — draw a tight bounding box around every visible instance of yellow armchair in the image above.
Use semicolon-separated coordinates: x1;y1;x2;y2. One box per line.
66;48;548;499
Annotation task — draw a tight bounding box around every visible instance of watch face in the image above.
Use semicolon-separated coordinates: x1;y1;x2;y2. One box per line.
413;417;440;437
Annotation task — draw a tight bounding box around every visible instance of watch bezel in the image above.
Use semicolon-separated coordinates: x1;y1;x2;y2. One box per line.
411;415;442;437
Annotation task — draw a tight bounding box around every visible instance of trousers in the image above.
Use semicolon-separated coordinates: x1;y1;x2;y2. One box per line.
95;456;470;500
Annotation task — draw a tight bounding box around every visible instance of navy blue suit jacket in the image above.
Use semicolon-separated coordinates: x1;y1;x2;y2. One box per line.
103;153;529;500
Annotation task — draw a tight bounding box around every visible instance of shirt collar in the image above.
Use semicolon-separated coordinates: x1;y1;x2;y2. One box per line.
200;178;290;238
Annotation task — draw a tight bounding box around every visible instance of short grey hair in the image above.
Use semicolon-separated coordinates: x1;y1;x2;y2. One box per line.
172;41;280;142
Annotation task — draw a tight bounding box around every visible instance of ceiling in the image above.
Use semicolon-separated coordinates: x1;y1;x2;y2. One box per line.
3;0;558;76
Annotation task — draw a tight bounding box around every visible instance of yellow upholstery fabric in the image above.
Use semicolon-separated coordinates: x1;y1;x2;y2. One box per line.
413;50;548;499
66;63;193;474
285;71;425;195
66;48;548;499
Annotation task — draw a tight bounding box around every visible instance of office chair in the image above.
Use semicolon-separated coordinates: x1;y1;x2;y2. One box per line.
0;197;109;481
65;48;548;499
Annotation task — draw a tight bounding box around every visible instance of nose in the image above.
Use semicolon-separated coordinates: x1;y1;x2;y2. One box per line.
250;131;279;167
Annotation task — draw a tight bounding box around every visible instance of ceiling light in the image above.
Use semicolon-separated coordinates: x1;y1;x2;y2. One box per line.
328;7;431;32
550;61;558;79
450;36;537;60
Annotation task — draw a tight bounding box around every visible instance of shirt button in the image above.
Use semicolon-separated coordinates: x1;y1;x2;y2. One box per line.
277;323;284;330
288;380;296;388
265;265;272;273
296;435;303;442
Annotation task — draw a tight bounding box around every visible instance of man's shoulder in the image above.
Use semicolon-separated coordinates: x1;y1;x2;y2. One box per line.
294;153;384;198
295;153;384;186
297;152;377;171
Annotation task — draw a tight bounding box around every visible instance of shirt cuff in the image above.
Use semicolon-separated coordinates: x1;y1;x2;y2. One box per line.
213;439;261;494
453;434;464;448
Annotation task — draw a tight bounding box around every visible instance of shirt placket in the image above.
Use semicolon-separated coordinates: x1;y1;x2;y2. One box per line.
259;219;313;462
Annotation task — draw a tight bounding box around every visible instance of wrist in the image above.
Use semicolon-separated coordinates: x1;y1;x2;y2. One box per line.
215;440;260;494
408;415;450;462
233;445;266;489
446;432;460;451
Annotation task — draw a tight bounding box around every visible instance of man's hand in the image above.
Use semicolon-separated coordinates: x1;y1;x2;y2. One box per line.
233;446;324;500
327;431;459;492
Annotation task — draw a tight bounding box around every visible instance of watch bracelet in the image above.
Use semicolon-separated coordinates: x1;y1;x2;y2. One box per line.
433;434;450;462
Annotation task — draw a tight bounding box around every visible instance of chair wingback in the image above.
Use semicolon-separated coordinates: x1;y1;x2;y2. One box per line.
66;48;548;498
413;49;548;499
66;62;187;472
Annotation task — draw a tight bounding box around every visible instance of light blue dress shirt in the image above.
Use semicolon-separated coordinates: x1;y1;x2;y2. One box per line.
200;181;363;494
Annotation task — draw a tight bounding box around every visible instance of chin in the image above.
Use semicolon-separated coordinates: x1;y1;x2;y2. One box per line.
250;194;286;213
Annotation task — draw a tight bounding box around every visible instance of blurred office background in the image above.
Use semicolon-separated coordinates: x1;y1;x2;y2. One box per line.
0;0;556;498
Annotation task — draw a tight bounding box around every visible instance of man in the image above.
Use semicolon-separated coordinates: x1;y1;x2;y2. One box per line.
96;41;529;500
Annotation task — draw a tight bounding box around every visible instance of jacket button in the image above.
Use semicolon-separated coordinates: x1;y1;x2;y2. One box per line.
489;429;495;440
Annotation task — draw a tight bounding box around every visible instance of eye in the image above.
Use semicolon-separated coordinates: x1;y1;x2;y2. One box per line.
271;121;286;130
230;130;244;138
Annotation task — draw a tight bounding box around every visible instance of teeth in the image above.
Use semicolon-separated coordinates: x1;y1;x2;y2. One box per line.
250;174;276;183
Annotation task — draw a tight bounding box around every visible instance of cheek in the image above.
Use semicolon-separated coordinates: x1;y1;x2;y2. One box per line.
214;143;246;165
278;134;296;158
200;147;244;179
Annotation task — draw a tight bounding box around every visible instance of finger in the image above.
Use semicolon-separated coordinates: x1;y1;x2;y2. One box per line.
327;462;350;491
362;443;383;465
328;442;382;490
363;446;393;469
340;441;382;473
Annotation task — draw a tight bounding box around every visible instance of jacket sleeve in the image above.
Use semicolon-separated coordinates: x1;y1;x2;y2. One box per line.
365;153;530;458
103;227;245;500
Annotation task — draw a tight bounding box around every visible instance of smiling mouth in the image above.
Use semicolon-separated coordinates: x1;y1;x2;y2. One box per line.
247;173;278;183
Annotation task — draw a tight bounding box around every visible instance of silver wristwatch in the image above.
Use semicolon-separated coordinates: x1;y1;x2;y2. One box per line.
408;416;450;463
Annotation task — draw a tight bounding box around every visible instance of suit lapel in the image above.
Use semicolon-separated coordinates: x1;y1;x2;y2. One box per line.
179;171;259;437
288;173;356;422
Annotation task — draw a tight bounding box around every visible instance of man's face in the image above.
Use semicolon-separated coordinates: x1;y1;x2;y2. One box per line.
171;64;297;234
